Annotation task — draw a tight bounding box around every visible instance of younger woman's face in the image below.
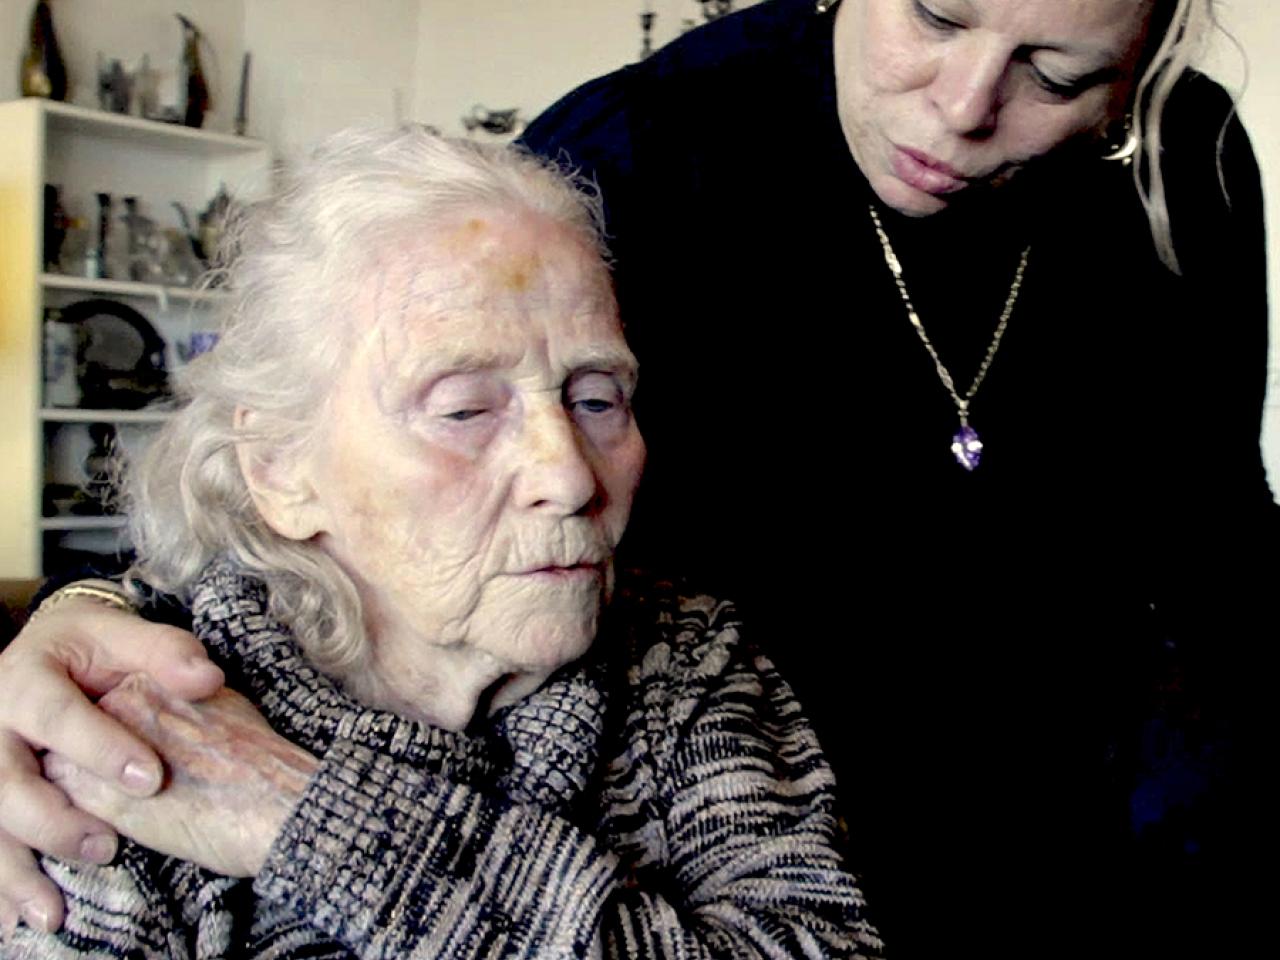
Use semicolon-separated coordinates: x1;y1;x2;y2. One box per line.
835;0;1155;216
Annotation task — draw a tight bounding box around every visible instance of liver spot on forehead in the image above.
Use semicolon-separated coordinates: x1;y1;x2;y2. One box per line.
500;255;537;292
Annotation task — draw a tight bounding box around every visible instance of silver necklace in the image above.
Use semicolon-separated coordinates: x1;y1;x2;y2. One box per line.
868;204;1030;471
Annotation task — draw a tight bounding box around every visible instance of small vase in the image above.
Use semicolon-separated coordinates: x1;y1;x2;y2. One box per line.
20;1;69;101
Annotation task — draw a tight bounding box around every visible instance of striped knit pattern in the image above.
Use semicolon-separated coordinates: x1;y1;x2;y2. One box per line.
4;559;883;959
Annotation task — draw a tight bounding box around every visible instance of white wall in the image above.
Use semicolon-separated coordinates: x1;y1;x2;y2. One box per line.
242;0;420;160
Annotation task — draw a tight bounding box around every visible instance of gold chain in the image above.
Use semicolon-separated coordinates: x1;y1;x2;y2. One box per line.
868;204;1029;427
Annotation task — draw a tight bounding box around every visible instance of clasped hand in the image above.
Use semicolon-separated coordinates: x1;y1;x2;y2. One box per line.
44;676;319;879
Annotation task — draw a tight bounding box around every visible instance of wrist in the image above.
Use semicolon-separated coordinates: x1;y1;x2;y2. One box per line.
28;579;137;625
250;742;320;875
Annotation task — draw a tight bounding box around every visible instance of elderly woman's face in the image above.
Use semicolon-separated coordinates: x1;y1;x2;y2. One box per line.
296;209;643;729
835;0;1155;216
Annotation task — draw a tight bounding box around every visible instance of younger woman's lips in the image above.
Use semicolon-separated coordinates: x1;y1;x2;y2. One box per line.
891;146;969;196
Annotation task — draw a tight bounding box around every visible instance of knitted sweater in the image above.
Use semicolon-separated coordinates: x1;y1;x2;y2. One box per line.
5;560;883;959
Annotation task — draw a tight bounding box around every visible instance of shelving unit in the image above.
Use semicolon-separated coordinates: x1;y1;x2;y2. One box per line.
42;272;231;309
0;97;270;578
40;408;174;424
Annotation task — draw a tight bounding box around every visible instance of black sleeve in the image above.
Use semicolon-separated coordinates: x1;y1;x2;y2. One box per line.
1139;75;1277;955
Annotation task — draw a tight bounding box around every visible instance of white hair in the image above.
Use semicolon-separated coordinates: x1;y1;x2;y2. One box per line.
125;126;608;680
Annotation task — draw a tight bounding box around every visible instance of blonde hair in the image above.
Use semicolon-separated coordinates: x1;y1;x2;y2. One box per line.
126;127;606;681
1133;0;1223;273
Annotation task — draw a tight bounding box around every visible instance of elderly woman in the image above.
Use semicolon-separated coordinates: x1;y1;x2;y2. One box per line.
1;129;882;958
0;0;1273;954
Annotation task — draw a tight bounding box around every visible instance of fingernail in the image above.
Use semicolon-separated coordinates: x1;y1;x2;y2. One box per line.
43;752;69;779
81;832;117;864
120;760;161;794
20;900;51;932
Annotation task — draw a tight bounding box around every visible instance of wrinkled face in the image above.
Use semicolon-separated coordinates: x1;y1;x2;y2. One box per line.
300;209;644;729
835;0;1154;215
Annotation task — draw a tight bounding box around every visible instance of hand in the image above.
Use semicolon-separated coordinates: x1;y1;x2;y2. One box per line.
44;676;319;879
0;594;224;933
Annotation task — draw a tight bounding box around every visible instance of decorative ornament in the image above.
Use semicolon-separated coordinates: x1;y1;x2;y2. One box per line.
697;0;735;21
177;13;212;128
868;204;1030;471
640;7;657;59
20;0;68;101
462;105;524;137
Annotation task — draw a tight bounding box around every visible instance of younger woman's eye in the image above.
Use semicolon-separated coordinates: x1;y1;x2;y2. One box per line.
913;0;962;32
1030;66;1089;100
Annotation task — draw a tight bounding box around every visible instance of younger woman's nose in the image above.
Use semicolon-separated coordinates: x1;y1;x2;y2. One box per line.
929;40;1008;137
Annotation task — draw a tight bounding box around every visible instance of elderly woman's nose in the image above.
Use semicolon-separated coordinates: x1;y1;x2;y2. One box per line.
514;405;598;514
930;44;1007;136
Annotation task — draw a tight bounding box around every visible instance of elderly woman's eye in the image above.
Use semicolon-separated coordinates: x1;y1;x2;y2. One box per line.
443;408;489;422
573;398;616;414
565;372;628;430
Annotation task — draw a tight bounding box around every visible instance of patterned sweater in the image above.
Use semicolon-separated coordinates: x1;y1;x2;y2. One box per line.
5;561;883;959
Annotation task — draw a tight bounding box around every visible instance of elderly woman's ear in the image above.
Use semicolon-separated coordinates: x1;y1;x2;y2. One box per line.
233;407;327;541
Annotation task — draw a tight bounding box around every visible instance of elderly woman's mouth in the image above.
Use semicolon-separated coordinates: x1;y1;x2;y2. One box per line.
517;562;605;579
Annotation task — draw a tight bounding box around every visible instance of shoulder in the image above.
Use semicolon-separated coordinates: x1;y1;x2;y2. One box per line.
608;571;807;742
610;570;745;685
520;0;820;174
1159;73;1264;279
1159;71;1260;213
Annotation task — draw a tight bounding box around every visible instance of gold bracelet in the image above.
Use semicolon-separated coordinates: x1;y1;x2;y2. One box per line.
28;580;137;625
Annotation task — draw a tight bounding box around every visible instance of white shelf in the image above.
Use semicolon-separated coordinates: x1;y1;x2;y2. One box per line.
41;408;174;424
42;273;228;306
1;96;270;577
42;100;265;156
40;515;128;531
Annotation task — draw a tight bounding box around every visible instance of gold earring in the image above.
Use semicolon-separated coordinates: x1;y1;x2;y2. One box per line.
1101;115;1138;165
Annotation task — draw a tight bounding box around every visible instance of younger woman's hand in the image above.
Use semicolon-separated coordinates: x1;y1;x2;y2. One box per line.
0;596;224;933
44;675;318;879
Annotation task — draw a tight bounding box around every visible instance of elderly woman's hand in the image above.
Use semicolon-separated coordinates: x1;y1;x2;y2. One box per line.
0;595;224;933
43;675;318;879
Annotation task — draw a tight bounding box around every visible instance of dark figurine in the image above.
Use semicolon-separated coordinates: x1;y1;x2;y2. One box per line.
44;184;68;272
177;13;211;128
20;1;68;101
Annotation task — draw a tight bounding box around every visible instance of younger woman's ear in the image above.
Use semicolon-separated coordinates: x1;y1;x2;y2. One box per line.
233;407;328;541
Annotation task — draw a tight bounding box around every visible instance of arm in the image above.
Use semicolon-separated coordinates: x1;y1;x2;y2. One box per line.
250;602;882;959
41;603;881;957
0;588;223;934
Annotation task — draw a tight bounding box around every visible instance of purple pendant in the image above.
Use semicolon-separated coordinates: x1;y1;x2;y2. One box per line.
951;424;983;471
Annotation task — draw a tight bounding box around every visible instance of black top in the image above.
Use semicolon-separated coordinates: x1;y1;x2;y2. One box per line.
522;0;1276;954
